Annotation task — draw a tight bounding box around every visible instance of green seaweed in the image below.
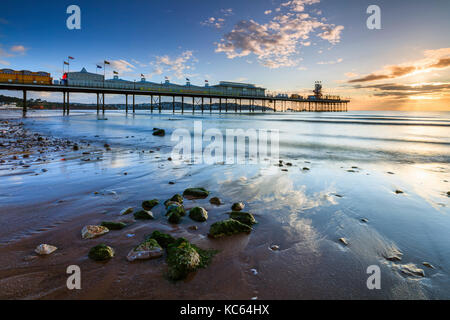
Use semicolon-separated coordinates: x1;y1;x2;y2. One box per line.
142;199;159;211
100;221;127;230
134;210;154;220
147;231;176;248
166;238;217;280
133;238;161;252
167;194;183;204
189;207;208;222
209;219;252;238
228;211;257;226
183;187;210;198
88;244;114;261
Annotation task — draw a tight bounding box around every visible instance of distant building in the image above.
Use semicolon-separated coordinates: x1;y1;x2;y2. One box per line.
61;67;266;97
64;67;104;85
212;81;266;97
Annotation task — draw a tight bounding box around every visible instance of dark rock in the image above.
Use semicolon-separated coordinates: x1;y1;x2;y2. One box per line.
134;210;154;220
209;197;222;205
165;194;183;206
88;244;114;261
100;221;127;230
147;231;176;249
229;211;257;226
231;202;245;211
189;207;208;222
152;129;165;136
142;199;159;210
166;239;200;280
209;219;252;238
395;190;404;194
126;238;163;262
183;187;210;199
166;204;185;224
166;238;217;281
400;264;425;277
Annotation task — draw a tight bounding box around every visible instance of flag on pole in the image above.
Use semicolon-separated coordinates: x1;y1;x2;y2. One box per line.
141;74;145;78
64;61;69;65
104;60;110;65
68;56;75;60
186;78;190;81
205;80;208;82
165;76;169;80
96;65;102;69
113;71;118;75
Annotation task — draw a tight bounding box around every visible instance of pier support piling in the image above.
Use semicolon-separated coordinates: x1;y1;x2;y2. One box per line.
63;92;66;115
22;90;27;117
96;93;99;114
67;92;70;115
102;93;105;115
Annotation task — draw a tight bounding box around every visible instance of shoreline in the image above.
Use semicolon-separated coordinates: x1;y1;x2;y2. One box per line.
0;111;449;299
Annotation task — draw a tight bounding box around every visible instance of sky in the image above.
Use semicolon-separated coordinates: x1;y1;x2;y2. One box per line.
0;0;449;110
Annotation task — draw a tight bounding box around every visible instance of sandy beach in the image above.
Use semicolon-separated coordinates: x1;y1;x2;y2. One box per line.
0;110;449;299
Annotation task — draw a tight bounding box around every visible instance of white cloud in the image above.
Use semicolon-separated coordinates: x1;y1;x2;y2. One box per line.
344;72;358;78
201;17;225;29
317;25;344;44
264;10;272;15
0;44;27;65
215;0;344;68
110;59;135;73
150;51;196;79
10;45;27;54
221;8;234;16
317;58;343;65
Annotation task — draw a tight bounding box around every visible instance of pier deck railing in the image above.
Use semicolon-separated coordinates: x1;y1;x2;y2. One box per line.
0;82;350;116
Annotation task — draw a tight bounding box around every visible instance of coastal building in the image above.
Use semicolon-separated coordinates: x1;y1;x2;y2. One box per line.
63;67;104;86
211;81;266;97
62;68;267;97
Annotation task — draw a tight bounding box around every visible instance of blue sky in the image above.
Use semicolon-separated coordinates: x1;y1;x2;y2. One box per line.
1;0;450;110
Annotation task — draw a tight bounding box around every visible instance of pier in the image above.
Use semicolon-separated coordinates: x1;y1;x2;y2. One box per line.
0;82;349;117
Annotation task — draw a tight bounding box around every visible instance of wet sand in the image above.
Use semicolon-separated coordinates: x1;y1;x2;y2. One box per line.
0;110;449;299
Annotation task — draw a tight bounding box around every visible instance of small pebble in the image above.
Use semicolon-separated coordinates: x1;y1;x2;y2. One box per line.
270;245;280;251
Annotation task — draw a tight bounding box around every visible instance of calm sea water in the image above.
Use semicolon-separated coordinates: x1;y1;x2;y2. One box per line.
1;109;449;299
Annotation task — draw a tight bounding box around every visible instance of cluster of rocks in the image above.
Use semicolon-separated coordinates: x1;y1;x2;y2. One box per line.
0;120;114;171
0;120;86;168
87;230;216;281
